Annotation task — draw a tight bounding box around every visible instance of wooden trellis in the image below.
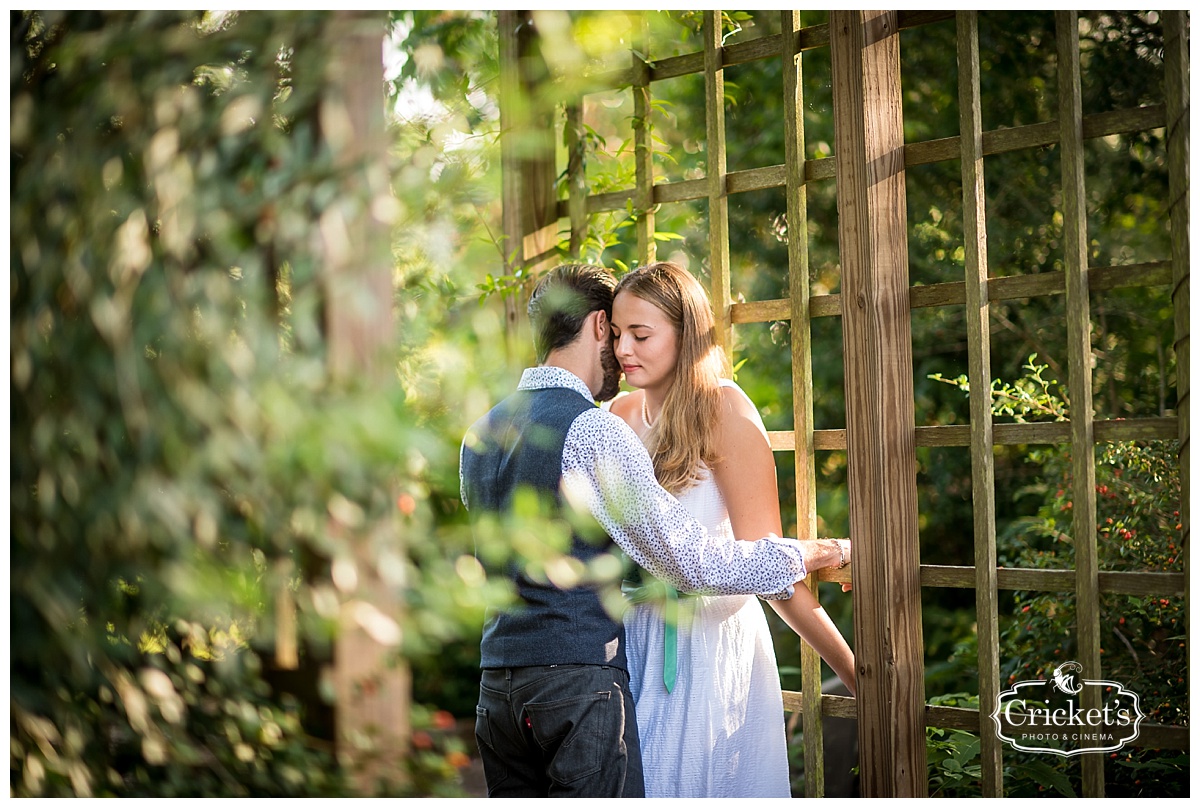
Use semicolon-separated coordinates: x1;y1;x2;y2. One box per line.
500;9;1189;798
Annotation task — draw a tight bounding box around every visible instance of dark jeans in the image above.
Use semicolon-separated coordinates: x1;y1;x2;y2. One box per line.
475;665;645;798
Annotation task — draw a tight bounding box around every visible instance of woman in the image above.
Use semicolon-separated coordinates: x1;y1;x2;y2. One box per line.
609;261;856;798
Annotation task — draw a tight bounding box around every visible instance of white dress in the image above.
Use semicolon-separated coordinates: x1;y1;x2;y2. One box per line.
624;391;791;798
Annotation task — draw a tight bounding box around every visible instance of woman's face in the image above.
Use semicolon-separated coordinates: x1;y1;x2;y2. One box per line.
611;290;679;392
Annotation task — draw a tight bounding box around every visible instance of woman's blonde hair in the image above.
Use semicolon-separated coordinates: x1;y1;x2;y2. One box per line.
614;261;731;494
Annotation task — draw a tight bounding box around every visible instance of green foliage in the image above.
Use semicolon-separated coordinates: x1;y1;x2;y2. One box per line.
394;9;1185;797
25;10;1171;797
931;354;1070;422
934;357;1187;796
926;695;984;797
10;9;521;796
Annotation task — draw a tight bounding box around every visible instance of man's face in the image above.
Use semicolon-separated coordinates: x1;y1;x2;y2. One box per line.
595;331;622;401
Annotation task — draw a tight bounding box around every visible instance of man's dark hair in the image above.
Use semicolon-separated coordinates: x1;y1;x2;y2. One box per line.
527;263;616;363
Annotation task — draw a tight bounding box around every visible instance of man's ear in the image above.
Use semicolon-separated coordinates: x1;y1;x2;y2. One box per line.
592;309;610;340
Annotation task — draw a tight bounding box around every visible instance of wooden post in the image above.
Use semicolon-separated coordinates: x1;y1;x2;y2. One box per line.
498;10;524;345
1163;9;1189;666
703;11;732;354
322;11;408;793
565;102;587;257
956;11;1003;797
499;10;558;343
830;10;927;797
1056;11;1103;797
781;9;827;797
632;12;656;267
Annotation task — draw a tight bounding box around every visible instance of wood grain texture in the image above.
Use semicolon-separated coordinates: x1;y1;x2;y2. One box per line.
704;12;732;355
1164;10;1190;664
730;263;1171;327
831;10;927;796
565;104;587;257
632;13;656;265
780;11;826;796
1057;12;1104;795
561;105;1167;218
955;12;1002;796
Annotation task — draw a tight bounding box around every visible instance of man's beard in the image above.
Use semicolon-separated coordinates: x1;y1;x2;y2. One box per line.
596;340;622;401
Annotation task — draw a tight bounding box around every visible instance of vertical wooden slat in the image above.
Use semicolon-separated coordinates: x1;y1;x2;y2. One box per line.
499;11;558;344
704;11;732;355
566;102;587;257
323;10;408;793
275;573;299;670
1163;10;1190;660
830;10;927;798
498;10;525;345
781;9;826;798
956;11;1003;797
1055;10;1103;797
632;12;656;266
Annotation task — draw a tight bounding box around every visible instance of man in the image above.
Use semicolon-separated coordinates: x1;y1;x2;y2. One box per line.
459;263;849;797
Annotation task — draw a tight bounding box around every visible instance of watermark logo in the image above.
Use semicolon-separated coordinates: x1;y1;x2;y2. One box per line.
991;661;1145;757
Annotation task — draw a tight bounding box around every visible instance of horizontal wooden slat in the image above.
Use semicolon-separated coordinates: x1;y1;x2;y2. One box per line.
907;106;1166;167
586;189;633;213
594;12;950;89
782;691;856;717
726;164;787;195
769;417;1176;453
654;177;706;204
981;261;1171;304
728;263;1171;325
617;10;954;87
767;429;845;451
910;282;966;308
811;293;842;317
723;33;790;68
810;564;851;585
921;565;1187;596
731;293;840;323
898;10;957;30
565;106;1167;217
781;693;1189;750
1131;722;1192;749
1089;260;1174;291
1083;105;1169;139
732;298;789;323
646;52;702;82
1093;416;1179;442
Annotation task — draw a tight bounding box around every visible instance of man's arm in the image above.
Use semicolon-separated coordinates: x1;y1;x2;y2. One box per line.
561;409;842;599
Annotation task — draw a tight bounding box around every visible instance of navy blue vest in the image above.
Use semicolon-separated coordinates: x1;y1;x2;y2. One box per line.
460;386;627;671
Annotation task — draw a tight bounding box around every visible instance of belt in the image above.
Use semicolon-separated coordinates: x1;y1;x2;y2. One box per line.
623;580;687;693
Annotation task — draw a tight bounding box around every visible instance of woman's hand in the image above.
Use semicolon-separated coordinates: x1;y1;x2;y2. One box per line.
834;538;852;592
799;537;850;573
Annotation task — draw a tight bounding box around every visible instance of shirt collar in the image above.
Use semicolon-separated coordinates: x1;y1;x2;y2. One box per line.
517;366;596;403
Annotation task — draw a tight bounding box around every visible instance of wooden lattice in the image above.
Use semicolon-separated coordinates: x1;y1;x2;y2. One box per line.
501;9;1189;798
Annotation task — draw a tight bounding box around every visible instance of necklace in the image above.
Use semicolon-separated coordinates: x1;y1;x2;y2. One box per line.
641;394;657;429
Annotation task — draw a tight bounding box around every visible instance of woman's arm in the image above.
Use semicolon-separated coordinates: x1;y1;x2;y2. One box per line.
710;384;858;696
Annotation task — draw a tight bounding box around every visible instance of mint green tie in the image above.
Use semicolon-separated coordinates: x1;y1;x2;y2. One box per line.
663;586;678;693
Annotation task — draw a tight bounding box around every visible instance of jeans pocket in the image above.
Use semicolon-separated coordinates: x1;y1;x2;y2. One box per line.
524;690;616;785
475;704;495;749
475;704;509;792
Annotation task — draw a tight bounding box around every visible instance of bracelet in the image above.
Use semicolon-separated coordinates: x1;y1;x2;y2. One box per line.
836;539;848;569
